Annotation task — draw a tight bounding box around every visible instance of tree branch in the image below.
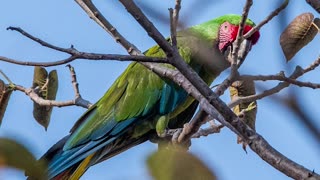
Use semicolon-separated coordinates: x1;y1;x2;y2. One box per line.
229;56;320;108
240;72;320;89
244;0;289;39
12;65;92;109
191;123;224;139
1;27;167;67
169;0;181;47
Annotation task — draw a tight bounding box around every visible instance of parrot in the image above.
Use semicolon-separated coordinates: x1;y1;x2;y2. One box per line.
29;14;260;180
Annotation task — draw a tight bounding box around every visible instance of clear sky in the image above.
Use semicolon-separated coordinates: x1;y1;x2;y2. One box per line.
0;1;319;180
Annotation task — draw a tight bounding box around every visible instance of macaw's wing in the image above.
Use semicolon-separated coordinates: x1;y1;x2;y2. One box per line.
48;62;165;178
47;39;197;178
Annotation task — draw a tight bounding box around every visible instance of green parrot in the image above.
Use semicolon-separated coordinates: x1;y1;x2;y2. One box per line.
32;14;260;180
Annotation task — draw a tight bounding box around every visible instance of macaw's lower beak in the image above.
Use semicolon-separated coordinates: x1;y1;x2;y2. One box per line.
237;39;253;67
224;39;253;68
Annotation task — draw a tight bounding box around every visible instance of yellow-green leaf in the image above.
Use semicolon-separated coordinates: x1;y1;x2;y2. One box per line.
0;79;13;126
230;80;257;145
32;67;58;130
0;138;47;179
32;67;48;97
147;148;216;180
280;12;319;61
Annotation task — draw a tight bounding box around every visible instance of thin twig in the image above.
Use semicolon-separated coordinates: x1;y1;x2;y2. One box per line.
12;65;92;109
191;124;224;138
229;56;320;108
14;85;77;107
1;27;167;67
244;0;289;39
66;64;92;108
177;109;209;143
240;72;320;89
0;53;166;67
169;0;181;47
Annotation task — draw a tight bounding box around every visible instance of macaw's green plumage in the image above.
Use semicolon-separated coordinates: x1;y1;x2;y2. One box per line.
31;14;260;180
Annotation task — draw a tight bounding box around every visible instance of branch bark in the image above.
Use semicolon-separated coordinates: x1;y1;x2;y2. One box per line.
229;56;320;108
11;65;92;109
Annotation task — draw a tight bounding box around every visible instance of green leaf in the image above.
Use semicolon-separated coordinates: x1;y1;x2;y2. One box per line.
32;67;48;97
32;67;58;130
0;79;13;126
47;70;58;102
0;138;47;179
280;12;320;61
147;148;216;180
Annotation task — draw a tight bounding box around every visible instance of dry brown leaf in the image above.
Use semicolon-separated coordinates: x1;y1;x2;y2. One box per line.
280;12;319;61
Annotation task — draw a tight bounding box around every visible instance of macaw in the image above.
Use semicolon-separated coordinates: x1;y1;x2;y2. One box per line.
30;14;260;179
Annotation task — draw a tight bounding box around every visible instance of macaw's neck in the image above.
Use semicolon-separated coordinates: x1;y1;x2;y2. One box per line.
197;39;230;85
177;32;230;85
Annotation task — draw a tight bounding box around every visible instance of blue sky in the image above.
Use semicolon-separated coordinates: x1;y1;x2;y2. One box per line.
0;1;319;180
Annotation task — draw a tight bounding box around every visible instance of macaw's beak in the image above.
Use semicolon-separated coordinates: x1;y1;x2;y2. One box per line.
224;39;253;68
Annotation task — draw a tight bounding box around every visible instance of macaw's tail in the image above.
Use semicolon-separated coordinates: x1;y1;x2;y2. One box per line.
27;132;152;180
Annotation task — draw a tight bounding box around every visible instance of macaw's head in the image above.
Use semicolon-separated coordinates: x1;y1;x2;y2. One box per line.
190;14;260;66
217;15;260;53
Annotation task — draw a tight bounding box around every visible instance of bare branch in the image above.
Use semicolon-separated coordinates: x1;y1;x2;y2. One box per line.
191;124;224;139
12;65;92;109
14;85;76;107
75;0;142;55
240;71;320;89
7;27;71;53
177;109;209;143
66;65;92;108
1;27;167;67
244;0;289;39
229;56;320;108
169;0;181;47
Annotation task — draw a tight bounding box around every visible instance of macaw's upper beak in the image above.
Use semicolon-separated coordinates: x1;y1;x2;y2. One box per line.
224;39;253;68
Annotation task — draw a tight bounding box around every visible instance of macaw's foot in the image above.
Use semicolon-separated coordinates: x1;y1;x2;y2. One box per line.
151;128;191;150
169;128;192;150
237;136;249;153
